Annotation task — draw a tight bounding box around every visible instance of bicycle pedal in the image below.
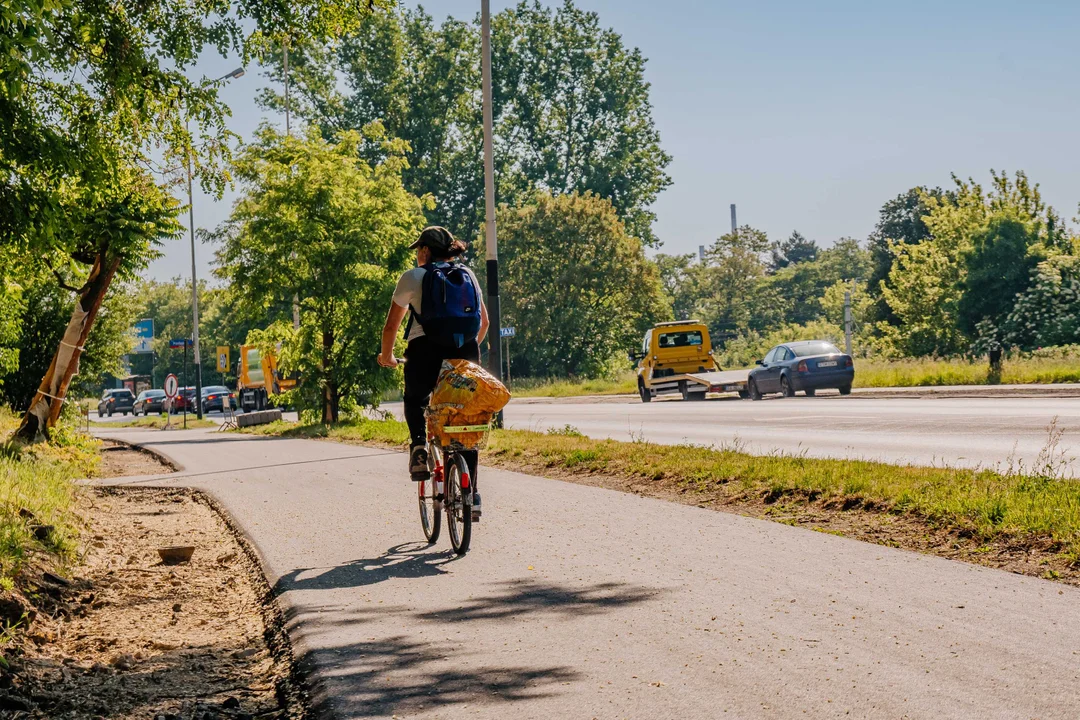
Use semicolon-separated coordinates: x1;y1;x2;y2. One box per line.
471;511;481;523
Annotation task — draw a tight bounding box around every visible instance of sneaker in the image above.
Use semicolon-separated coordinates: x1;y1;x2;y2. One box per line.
409;446;430;482
471;492;482;522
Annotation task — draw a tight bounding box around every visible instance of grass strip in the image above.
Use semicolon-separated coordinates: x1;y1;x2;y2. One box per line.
90;415;218;430
243;416;1080;568
0;410;98;590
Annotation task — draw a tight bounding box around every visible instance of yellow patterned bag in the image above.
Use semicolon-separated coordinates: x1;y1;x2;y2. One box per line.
426;359;511;449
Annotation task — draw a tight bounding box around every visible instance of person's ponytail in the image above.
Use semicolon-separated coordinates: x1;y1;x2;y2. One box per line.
436;238;468;260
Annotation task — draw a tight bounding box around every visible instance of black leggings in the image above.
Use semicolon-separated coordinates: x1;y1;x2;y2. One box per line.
403;335;480;482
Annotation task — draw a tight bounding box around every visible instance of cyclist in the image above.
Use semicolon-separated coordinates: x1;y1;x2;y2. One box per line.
377;226;489;504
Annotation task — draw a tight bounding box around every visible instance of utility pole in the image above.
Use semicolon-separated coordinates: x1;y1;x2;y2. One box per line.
730;204;737;234
185;138;203;419
482;0;504;397
187;67;245;419
283;41;301;331
844;290;853;356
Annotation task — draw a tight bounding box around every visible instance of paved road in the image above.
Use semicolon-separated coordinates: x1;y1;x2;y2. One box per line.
502;395;1080;473
96;427;1080;719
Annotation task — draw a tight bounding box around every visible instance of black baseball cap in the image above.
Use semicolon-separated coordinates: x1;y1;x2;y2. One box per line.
409;226;456;252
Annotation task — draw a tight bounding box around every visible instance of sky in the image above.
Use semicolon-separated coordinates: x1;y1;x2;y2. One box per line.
147;0;1080;282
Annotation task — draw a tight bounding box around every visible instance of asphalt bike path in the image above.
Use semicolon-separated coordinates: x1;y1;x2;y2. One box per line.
95;427;1080;719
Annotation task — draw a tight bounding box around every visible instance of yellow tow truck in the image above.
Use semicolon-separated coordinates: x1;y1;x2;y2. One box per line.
632;321;749;402
236;344;297;412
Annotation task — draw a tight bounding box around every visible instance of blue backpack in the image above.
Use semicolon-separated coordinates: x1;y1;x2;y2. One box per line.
409;262;482;348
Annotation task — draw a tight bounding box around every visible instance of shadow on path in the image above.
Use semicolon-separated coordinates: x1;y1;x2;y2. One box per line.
415;578;660;623
275;543;458;592
278;549;661;716
301;633;579;718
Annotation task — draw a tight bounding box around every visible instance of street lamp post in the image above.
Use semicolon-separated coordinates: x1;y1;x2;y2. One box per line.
187;66;245;419
481;0;504;398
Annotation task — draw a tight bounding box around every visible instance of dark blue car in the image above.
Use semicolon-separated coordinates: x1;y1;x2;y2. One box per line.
747;340;854;400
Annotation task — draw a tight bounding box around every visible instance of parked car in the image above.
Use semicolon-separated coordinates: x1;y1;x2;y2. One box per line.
134;389;167;415
98;388;135;417
200;385;237;413
170;386;198;413
747;340;854;400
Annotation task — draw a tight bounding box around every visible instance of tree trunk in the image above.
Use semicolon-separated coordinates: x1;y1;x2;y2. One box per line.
321;328;337;424
14;252;122;444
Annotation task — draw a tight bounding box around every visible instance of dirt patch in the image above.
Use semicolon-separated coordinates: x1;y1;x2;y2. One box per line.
96;440;175;478
1;488;304;719
485;454;1080;588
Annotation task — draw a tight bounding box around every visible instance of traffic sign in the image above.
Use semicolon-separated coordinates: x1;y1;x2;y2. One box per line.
164;374;179;399
500;326;516;338
216;346;230;373
133;319;154;353
169;338;191;349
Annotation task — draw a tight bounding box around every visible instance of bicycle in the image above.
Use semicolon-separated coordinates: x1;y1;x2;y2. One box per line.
418;440;475;555
393;358;481;555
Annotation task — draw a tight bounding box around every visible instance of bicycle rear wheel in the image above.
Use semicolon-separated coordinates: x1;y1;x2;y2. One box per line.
419;445;442;544
445;452;472;555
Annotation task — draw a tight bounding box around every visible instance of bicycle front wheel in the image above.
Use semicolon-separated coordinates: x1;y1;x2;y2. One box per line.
445;453;472;555
420;445;442;544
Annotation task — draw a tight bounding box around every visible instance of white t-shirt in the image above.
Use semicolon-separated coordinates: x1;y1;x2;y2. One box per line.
392;264;483;341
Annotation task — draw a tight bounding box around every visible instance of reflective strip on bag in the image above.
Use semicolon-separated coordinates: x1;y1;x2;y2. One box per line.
443;424;491;433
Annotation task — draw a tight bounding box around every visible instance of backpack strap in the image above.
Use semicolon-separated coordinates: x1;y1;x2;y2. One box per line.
404;263;439;340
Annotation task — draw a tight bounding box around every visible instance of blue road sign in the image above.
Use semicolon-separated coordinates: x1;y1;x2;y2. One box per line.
133;318;154;353
500;326;516;338
169;338;191;349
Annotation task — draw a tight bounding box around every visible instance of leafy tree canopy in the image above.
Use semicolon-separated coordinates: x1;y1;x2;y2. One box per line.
480;192;669;378
769;231;818;271
261;0;671;245
212;124;429;421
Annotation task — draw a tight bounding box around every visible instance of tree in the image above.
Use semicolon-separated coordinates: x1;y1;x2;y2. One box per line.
695;226;772;340
769;231;818;271
480;192;668;378
0;270;141;411
653;253;700;322
878;171;1061;357
15;173;180;440
264;0;671;245
1001;255;1080;349
127;280;259;389
867;187;948;324
5;0;388;441
212;125;429;422
957;214;1045;335
878;239;968;356
262;8;485;239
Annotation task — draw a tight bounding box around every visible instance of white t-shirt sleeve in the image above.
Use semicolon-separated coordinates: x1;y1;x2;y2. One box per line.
392;268;423;311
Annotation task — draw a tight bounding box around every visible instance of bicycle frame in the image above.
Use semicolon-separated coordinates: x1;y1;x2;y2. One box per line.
420;439;474;554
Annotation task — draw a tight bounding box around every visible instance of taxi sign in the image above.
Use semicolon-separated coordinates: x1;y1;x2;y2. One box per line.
164;374;179;399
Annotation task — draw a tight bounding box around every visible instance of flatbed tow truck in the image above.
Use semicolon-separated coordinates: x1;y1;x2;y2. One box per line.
647;368;751;401
633;320;750;402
